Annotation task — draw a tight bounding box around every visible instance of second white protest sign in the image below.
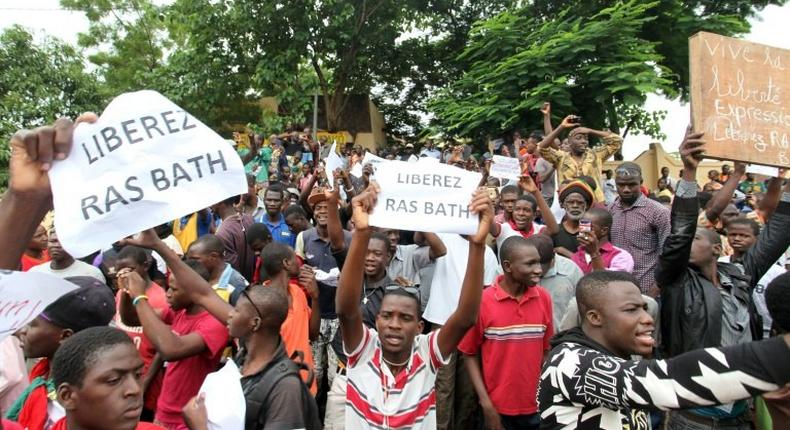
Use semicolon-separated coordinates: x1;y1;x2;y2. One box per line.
369;160;482;235
489;155;521;181
50;90;248;257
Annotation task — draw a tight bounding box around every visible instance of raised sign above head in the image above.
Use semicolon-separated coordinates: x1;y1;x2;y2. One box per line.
689;32;789;167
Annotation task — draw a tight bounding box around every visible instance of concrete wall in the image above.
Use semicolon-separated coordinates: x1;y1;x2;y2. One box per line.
603;142;727;188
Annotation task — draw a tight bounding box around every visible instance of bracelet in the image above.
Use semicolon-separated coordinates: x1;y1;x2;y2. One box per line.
589;254;601;259
132;295;149;306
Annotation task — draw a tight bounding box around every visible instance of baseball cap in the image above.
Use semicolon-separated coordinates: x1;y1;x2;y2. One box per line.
39;276;115;333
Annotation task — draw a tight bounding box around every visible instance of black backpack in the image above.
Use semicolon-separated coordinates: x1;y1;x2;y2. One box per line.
243;350;321;430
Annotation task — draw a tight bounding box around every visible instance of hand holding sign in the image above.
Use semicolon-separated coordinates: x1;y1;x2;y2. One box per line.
468;188;494;245
351;182;380;231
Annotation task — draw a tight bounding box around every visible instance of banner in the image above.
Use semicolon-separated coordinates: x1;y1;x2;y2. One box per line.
689;32;790;167
350;152;387;178
0;271;78;341
50;90;248;257
369;160;482;234
489;155;521;180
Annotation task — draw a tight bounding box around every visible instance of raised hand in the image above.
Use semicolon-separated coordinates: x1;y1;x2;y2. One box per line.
559;115;581;130
298;266;319;300
518;172;539;194
120;228;164;250
679;125;706;172
468;187;494;245
351;182;380;231
540;101;551;116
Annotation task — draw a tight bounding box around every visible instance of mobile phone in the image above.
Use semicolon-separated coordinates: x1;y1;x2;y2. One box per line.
579;219;592;233
487;187;498;201
569;115;582;124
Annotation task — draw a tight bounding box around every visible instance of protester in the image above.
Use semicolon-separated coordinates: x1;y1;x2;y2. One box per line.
283;205;311;236
211;196;256;281
118;261;229;430
526;234;582;331
539;270;790;429
552;180;595;258
539;115;623;202
656;127;790;428
493;185;520;224
571;208;634;274
237;174;265;220
460;236;552;430
49;326;165;430
703;169;724;191
243;223;273;283
739;172;767;194
260;183;296;247
185;235;248;304
761;272;790;427
378;228;446;285
19;225;49;271
489;175;558;254
7;278;115;430
659;166;675;191
336;183;491;429
608;161;670;297
30;228;106;282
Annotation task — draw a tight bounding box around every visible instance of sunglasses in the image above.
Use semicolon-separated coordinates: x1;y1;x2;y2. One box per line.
240;284;265;320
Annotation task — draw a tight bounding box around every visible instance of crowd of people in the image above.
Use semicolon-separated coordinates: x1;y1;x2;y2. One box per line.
2;103;790;430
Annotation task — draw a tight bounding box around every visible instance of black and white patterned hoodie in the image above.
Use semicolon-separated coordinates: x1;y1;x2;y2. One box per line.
538;327;790;429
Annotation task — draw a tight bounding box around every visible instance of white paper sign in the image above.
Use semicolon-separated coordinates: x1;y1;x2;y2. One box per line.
489;155;521;181
198;360;246;430
746;164;780;177
0;271;78;341
350;152;388;178
50;90;248;257
324;141;345;190
369;160;482;234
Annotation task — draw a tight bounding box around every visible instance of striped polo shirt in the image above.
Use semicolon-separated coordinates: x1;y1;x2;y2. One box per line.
458;275;553;415
344;327;449;429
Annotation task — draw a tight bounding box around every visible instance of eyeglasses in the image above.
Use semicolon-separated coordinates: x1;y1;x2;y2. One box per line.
385;285;421;303
240;284;265;320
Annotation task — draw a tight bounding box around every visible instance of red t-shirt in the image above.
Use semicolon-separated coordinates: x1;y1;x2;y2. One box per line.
458;276;554;415
114;284;168;410
154;308;229;427
20;250;49;271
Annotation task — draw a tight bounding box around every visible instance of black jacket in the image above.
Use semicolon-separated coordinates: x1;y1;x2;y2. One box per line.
657;195;790;357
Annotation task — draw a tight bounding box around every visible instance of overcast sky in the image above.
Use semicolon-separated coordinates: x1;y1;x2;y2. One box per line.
2;0;788;159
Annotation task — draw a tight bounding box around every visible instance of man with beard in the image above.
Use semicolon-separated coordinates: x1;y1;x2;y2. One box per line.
539;270;790;430
608;162;670;297
552;180;595;258
539;115;623;203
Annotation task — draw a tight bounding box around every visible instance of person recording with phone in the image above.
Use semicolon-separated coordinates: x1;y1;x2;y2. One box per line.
538;114;623;203
571;208;634;274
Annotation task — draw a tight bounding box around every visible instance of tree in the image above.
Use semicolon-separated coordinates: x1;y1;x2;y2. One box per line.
429;0;785;140
0;25;105;189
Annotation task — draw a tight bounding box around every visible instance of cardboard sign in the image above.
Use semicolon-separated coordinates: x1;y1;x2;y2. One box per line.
0;271;78;341
50;90;248;257
489;155;521;180
689;32;790;167
369;160;482;234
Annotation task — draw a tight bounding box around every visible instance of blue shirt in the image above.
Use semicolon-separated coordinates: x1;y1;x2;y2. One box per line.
261;213;295;248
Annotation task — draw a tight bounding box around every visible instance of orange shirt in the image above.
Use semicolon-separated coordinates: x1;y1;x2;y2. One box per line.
273;281;316;394
20;250;49;271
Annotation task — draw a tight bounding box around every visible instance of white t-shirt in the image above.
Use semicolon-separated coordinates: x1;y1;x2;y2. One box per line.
30;260;106;283
494;221;546;260
423;233;500;325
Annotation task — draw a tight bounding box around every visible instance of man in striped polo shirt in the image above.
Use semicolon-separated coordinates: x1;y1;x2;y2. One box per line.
459;235;553;430
336;183;492;429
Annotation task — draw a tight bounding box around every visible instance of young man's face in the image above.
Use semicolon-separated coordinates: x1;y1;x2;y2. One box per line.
48;231;70;262
512;200;535;230
58;343;144;430
720;205;740;227
19;316;66;359
186;247;220;273
689;229;720;267
500;192;518;215
726;224;756;254
595;281;654;357
568;131;589;154
166;274;191;310
615;174;642;205
264;190;283;217
313;202;329;226
364;238;390;278
227;295;257;339
29;225;48;251
661;167;669;177
249;238;271;257
376;294;423;357
115;257;148;280
378;229;400;255
562;193;588;221
502;245;543;286
285;214;309;235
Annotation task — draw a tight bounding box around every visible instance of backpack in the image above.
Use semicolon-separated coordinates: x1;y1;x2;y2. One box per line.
244;350;321;430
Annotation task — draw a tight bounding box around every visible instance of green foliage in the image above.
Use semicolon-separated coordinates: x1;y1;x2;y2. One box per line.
0;25;105;189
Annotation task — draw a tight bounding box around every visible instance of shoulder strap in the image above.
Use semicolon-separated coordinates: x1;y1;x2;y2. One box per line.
245;352;313;430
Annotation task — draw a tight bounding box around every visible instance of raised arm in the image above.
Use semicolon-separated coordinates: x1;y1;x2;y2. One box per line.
436;188;493;358
118;269;208;361
741;179;790;285
541;102;554;136
336;183;379;352
656;126;704;288
122;230;233;324
538;115;578;151
519;175;558;236
545;335;790;413
421;232;447;260
238;134;260;165
758;174;784;222
324;181;346;252
0;114;97;269
704;162;746;225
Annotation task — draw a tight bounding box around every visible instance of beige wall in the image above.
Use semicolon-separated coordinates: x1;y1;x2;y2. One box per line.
603;142;728;189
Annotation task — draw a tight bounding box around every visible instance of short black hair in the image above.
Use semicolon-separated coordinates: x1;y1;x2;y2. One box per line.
184;259;211;280
245;223;273;245
766;272;790;333
369;232;392;257
500;185;520;197
244;285;289;328
615;162;642;179
189;234;224;255
516;194;538;211
726;216;760;236
218;195;242;206
696;228;722;247
261;242;294;276
586;207;612;230
525;234;554;265
284;205;307;220
116;245;149;266
52;326;134;388
382;288;421;314
576;271;640;315
698;191;713;209
265;183;285;200
500;235;535;264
